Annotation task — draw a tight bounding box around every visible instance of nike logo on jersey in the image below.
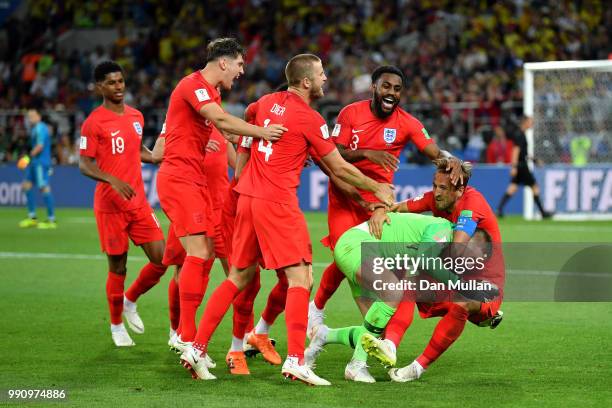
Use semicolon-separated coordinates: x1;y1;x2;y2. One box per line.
111;130;120;136
351;129;364;134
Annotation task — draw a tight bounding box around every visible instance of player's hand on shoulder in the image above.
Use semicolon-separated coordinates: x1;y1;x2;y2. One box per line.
364;150;399;172
374;183;395;207
205;139;221;153
260;123;287;142
368;207;391;240
109;175;135;200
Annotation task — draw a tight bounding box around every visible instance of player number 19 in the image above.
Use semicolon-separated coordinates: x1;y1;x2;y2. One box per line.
257;118;274;161
111;136;125;155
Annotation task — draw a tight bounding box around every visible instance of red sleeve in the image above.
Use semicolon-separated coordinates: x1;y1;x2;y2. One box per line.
182;78;220;113
303;113;336;158
459;193;486;223
79;117;99;158
405;191;434;213
332;105;353;146
406;116;435;152
244;101;258;122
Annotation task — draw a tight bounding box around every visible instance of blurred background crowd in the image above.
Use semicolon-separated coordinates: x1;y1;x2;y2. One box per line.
0;0;610;165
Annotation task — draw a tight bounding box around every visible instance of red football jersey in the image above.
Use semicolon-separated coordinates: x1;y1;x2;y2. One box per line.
158;71;221;184
332;100;434;202
79;105;147;213
406;186;502;242
235;91;336;205
203;127;229;207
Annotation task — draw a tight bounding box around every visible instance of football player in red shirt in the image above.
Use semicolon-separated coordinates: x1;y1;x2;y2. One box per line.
308;66;463;334
79;61;167;347
179;54;395;385
152;128;235;347
156;38;286;346
363;159;505;382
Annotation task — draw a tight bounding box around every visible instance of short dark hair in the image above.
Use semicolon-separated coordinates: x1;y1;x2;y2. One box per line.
206;38;245;63
371;65;406;87
285;54;321;86
94;61;123;82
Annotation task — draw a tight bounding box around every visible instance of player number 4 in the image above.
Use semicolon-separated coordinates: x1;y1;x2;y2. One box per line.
257;118;274;161
111;136;125;154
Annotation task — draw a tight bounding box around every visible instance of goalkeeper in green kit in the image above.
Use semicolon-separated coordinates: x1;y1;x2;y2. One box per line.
304;212;496;383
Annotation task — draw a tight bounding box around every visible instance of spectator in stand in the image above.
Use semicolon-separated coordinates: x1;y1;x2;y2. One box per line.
486;126;514;164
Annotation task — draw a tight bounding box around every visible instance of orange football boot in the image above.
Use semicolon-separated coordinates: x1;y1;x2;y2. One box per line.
226;351;250;375
247;332;282;365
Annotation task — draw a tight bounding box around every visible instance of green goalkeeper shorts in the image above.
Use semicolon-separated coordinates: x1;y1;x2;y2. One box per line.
333;226;377;299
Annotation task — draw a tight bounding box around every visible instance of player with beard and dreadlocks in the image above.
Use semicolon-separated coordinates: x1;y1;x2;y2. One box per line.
308;66;463;359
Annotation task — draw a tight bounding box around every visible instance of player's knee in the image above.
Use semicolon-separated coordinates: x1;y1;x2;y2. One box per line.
454;301;480;313
229;268;255;290
111;264;127;275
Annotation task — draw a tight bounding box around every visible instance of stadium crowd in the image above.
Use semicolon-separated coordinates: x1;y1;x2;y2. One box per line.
0;0;610;164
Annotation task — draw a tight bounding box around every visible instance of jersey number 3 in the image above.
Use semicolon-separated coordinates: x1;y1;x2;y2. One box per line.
257;118;273;161
111;136;125;154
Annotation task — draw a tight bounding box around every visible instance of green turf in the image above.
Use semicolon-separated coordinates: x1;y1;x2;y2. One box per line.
1;208;611;407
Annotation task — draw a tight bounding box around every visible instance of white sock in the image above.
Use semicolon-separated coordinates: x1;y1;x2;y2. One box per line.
310;300;324;313
111;323;125;332
254;318;271;334
124;296;136;310
230;336;244;352
412;360;425;376
169;328;176;338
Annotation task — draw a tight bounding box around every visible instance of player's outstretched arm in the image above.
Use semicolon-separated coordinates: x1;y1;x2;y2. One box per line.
422;144;463;185
337;144;399;172
226;142;237;170
140;143;155;164
314;156;383;212
79;156;135;200
321;149;394;206
199;103;286;142
151;136;165;164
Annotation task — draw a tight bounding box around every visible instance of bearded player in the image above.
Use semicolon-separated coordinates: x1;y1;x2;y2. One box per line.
79;61;167;347
179;54;394;385
308;66;462;335
362;159;505;382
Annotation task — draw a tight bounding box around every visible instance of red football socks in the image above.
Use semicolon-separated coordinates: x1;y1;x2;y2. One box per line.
261;270;288;324
232;268;261;338
285;286;310;363
178;256;212;342
193;279;240;350
168;278;180;331
416;304;469;369
313;262;344;309
106;272;126;325
125;262;167;302
384;301;416;347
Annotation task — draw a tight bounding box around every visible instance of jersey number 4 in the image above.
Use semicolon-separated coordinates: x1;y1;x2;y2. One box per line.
257;118;273;161
111;136;125;154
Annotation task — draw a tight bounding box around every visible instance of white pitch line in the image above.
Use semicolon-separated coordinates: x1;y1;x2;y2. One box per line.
1;252;609;278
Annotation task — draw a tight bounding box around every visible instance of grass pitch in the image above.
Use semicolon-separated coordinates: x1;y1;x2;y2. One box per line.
1;208;611;407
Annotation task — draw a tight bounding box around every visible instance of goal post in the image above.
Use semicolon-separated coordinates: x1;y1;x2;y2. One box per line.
523;60;612;220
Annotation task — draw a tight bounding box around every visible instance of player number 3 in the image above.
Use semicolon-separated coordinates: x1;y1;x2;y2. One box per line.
111;136;125;155
257;118;274;161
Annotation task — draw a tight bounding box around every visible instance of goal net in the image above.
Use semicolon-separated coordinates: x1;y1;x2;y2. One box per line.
523;60;612;220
